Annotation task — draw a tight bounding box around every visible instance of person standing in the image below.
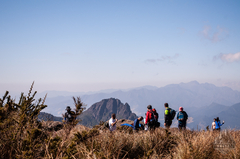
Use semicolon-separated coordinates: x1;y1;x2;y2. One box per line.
215;117;224;131
109;113;118;132
164;103;174;129
133;116;143;132
177;107;188;131
211;118;216;130
64;106;75;123
145;105;155;130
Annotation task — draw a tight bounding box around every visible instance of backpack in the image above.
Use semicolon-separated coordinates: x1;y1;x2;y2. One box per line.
104;121;109;128
149;110;155;122
167;108;176;120
65;111;75;122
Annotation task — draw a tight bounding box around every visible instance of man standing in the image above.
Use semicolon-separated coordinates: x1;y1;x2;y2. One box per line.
133;116;143;132
64;106;75;123
109;113;118;132
177;107;188;131
145;105;155;130
164;103;173;129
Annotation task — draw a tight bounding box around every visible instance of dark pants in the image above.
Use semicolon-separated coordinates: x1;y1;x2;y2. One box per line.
178;122;186;131
148;121;156;130
165;120;172;129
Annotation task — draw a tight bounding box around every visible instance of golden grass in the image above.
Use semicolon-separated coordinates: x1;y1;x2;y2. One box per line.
2;88;240;159
42;126;240;159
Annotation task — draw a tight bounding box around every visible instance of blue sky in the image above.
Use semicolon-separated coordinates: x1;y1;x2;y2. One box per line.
1;0;240;94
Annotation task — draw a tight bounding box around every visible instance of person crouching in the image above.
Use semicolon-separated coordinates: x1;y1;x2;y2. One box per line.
133;116;143;133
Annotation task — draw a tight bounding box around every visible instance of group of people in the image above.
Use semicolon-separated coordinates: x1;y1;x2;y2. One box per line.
64;103;225;132
107;103;189;132
211;117;225;131
144;103;188;131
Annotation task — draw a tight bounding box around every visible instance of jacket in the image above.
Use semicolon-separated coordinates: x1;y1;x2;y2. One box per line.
215;121;223;129
145;109;154;124
177;111;188;124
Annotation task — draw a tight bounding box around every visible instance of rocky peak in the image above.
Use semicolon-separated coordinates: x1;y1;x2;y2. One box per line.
79;98;138;127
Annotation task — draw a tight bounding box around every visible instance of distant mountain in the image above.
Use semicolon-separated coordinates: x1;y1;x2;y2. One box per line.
214;103;240;129
42;81;240;119
80;81;240;117
187;102;240;130
38;112;63;121
78;98;138;127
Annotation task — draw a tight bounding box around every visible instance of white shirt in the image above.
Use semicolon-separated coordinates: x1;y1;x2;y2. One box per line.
109;118;117;131
212;121;216;130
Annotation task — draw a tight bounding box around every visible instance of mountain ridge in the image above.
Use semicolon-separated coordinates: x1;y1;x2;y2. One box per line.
40;81;240;118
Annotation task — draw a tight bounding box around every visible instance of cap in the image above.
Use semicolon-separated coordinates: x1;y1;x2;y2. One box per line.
179;107;183;111
147;105;152;109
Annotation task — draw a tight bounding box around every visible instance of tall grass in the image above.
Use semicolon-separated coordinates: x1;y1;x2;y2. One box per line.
1;88;240;158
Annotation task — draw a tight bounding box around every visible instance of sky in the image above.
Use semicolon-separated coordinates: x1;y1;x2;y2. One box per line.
1;0;240;95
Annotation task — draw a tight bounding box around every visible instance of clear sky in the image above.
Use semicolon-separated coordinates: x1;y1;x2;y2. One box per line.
1;0;240;94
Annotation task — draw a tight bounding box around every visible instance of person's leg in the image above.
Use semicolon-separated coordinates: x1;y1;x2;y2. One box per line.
178;123;182;131
183;122;186;131
169;120;172;128
165;121;171;129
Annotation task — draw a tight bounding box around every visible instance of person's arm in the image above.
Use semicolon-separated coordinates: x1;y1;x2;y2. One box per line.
219;122;224;126
111;119;118;126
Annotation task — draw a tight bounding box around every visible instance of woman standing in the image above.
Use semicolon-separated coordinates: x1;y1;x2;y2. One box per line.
214;117;224;131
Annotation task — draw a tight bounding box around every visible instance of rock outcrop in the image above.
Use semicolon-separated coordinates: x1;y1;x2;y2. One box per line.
79;98;138;127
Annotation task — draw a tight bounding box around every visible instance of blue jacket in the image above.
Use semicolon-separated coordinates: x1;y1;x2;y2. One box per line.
133;119;140;130
177;111;188;124
215;121;223;129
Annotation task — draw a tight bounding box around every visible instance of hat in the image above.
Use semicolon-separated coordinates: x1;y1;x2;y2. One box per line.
66;106;71;110
179;107;183;111
147;105;152;109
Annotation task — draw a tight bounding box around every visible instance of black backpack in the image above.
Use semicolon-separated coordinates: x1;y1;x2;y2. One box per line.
65;111;75;122
149;110;156;124
104;121;109;128
167;108;176;120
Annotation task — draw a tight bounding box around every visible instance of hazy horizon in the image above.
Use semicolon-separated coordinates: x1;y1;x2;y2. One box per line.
1;80;240;97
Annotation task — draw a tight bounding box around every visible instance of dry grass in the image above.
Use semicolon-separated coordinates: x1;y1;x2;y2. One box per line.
42;127;240;159
1;89;240;159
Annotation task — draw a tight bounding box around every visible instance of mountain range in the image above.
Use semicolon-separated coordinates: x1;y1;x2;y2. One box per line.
188;102;240;130
41;81;240;119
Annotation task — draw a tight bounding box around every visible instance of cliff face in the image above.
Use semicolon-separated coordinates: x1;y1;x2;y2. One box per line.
79;98;138;127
